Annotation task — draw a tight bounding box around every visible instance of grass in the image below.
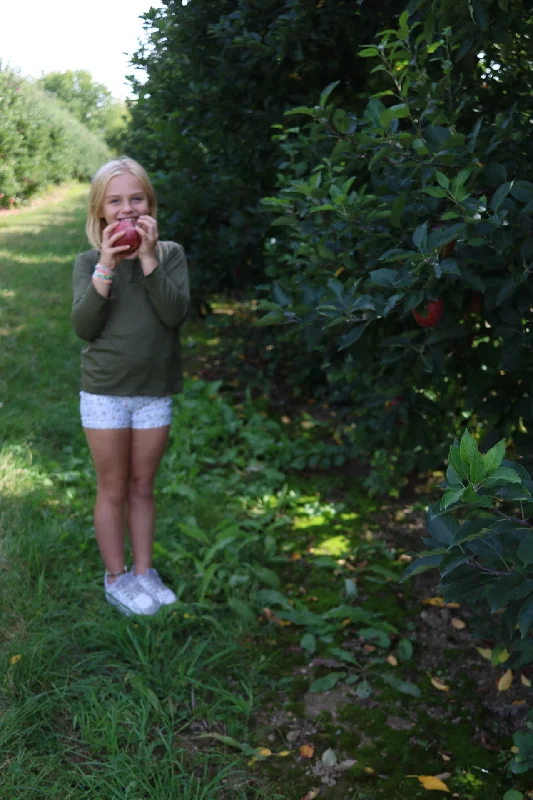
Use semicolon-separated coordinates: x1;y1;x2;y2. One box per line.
1;185;531;799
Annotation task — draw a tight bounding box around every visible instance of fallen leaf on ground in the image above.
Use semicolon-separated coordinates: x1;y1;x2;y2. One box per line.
511;745;520;754
476;647;492;661
387;655;398;666
430;675;450;692
439;751;452;762
423;597;460;608
450;618;466;630
364;767;375;774
521;673;532;688
512;699;526;706
497;669;513;691
300;744;315;759
257;748;272;757
276;750;290;756
411;775;450;791
9;654;21;665
262;607;292;626
321;748;337;766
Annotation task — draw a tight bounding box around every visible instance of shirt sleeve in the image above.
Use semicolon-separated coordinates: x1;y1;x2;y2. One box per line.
71;253;111;342
142;243;190;328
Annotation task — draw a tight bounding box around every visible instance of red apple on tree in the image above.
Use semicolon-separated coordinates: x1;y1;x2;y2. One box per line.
413;298;444;327
115;219;141;253
385;397;403;409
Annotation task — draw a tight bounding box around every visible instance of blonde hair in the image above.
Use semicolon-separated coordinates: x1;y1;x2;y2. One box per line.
86;156;157;249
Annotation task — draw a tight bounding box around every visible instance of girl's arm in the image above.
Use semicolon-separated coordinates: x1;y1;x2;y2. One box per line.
141;243;190;329
71;255;111;341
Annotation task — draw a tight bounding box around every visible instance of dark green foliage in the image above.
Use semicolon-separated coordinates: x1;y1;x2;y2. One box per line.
257;6;533;479
125;0;405;296
0;66;110;206
408;429;533;775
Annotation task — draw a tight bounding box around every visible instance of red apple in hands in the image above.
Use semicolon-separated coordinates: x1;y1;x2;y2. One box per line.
413;298;444;327
115;220;141;253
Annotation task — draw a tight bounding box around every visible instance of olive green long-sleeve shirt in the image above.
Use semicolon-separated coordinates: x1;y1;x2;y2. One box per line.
71;241;190;396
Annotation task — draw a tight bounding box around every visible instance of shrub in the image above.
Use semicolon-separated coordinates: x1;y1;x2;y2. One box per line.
406;429;533;774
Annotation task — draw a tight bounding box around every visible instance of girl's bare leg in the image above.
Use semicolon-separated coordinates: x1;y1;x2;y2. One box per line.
84;427;131;580
127;425;170;575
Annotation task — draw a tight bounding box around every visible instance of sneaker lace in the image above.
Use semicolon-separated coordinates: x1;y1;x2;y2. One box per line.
117;574;147;602
141;569;166;592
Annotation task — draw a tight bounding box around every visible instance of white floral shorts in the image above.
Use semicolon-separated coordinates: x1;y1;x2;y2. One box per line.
80;392;173;430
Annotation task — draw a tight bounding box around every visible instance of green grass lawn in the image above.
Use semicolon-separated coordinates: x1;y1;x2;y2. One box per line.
1;186;530;799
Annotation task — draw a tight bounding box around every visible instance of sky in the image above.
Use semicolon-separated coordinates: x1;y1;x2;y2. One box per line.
0;0;164;99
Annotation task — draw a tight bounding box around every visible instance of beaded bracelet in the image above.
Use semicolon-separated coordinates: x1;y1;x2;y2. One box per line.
93;263;114;284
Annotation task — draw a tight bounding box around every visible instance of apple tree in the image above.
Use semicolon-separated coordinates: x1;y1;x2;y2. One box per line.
258;5;533;483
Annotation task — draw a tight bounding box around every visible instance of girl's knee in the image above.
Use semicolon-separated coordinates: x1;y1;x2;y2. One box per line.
97;475;128;506
128;475;154;500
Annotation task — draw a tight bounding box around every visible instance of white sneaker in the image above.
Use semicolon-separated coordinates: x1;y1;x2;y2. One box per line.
134;568;177;606
105;571;161;616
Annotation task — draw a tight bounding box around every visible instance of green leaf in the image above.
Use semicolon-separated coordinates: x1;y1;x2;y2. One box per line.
309;671;346;693
483;439;506;475
470;449;486;485
448;446;468;480
256;311;285;326
423;186;448;198
339;325;366;350
483;467;522;487
487;576;524;613
503;791;523;800
320;80;341;108
356;680;372;699
359;47;380;58
441;487;465;510
369;268;396;288
510;180;533;204
359;628;391;649
413;222;428;250
333;108;351;134
272;282;293;308
251;565;281;588
490;182;511;212
301;633;317;654
519;597;533;637
426;504;461;544
227;598;257;624
435;171;450;189
517;534;533;566
401;554;443;582
329;647;360;666
381;673;421;697
459;429;477;469
397;639;414;661
256;589;292;610
390;193;406;228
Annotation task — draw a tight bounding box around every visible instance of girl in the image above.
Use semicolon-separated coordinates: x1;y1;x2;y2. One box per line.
71;156;190;616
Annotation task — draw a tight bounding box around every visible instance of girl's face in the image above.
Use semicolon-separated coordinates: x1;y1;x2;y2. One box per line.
102;172;150;226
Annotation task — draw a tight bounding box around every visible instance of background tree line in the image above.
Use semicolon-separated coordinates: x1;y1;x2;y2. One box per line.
0;66;128;207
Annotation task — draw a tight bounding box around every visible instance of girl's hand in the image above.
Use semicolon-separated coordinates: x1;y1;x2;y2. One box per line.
136;215;159;260
99;222;131;269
